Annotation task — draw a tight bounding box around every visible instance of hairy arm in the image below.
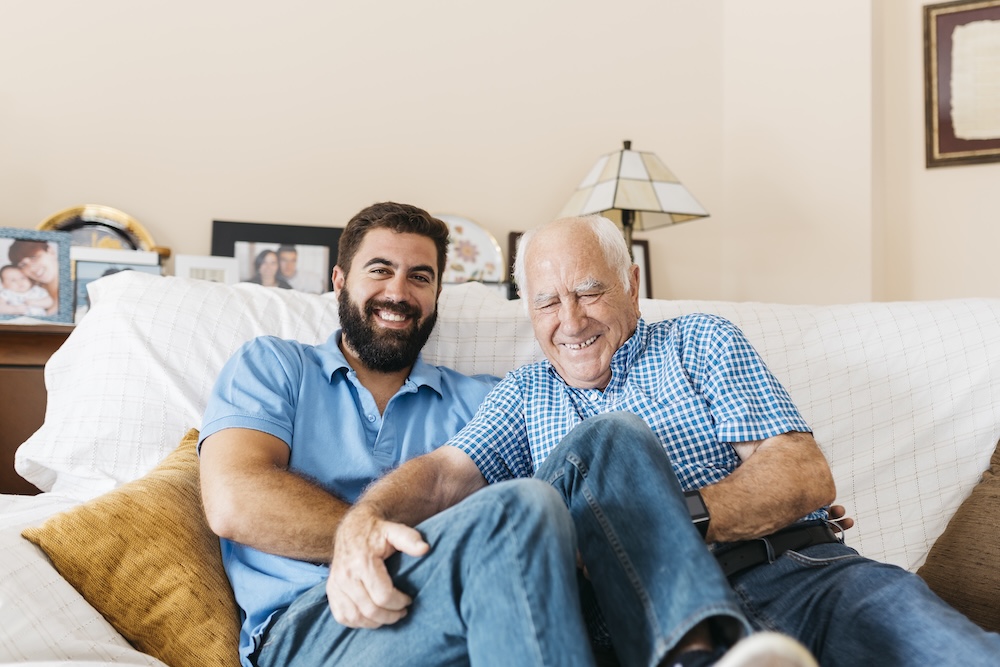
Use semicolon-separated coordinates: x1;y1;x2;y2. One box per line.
327;445;487;628
700;430;836;542
200;428;349;563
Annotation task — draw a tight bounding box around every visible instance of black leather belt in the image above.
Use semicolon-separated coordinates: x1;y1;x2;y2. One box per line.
713;521;841;578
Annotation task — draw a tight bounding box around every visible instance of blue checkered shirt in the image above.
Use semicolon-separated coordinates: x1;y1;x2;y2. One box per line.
450;314;815;497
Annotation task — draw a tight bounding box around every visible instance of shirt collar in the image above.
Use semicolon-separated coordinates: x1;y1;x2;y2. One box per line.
317;330;444;396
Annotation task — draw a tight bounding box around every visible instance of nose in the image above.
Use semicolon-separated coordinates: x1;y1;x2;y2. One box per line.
558;299;587;333
382;272;410;302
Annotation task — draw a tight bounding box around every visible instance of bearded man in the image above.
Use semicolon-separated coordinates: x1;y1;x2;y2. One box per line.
199;202;597;667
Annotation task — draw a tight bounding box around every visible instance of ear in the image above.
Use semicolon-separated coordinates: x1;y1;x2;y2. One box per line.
628;263;641;314
331;266;346;294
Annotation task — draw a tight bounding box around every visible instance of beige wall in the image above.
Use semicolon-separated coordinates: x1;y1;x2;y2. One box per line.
1;1;997;304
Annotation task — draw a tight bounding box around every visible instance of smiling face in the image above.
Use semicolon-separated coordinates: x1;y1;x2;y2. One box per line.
522;218;640;390
258;252;279;283
332;228;440;373
278;249;297;278
1;266;32;293
15;245;59;285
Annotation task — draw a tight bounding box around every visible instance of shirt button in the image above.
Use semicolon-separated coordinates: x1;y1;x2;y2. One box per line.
589;392;601;402
367;414;376;422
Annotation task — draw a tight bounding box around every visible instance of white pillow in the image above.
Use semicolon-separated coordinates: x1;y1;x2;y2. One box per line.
15;272;535;500
17;272;341;499
636;298;1000;570
0;493;168;666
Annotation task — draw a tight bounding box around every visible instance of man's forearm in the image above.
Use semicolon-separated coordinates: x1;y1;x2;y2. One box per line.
351;446;487;528
200;429;351;563
700;431;836;543
207;466;350;562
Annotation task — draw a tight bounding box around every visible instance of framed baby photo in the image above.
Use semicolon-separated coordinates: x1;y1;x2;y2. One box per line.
211;220;341;294
0;227;74;323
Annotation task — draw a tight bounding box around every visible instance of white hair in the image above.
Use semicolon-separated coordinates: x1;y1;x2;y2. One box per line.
512;216;632;307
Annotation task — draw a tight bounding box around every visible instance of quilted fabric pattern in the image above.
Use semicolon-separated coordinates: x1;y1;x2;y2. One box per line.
15;271;1000;572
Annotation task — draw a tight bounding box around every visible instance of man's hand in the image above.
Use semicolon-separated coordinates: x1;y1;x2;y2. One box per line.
828;504;854;532
326;506;430;629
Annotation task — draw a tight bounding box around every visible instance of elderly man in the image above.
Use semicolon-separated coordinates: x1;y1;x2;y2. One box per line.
200;203;596;667
330;215;1000;667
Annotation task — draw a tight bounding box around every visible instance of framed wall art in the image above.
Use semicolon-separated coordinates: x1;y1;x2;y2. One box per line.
211;220;342;294
0;227;73;323
924;0;1000;167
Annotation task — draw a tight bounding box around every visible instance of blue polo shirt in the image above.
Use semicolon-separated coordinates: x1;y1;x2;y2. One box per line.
200;331;498;666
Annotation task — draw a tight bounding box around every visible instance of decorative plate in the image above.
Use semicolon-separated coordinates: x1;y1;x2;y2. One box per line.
435;214;505;284
37;204;170;258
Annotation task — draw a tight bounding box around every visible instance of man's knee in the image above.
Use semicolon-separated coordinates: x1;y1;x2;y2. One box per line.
483;479;574;539
563;411;664;463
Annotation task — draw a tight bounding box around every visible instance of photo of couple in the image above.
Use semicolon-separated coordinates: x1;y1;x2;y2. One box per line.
236;243;329;294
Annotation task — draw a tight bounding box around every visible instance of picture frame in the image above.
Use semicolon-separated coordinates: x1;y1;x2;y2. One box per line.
0;227;73;323
924;0;1000;167
631;239;653;299
211;220;341;294
505;231;653;299
173;254;240;284
71;248;162;322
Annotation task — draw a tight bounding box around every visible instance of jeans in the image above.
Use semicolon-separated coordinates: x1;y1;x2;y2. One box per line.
256;479;596;667
731;541;1000;666
534;412;750;666
553;412;1000;666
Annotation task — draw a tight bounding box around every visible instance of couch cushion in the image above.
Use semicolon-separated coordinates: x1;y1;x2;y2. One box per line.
15;272;534;500
917;439;1000;632
21;428;240;667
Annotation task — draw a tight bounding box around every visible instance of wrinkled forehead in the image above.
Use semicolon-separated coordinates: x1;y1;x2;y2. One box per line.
524;232;608;291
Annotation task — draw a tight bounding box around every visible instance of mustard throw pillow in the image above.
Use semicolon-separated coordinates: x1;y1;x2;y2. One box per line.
917;439;1000;633
22;428;240;667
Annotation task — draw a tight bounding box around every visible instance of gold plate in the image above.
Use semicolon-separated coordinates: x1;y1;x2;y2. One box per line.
37;205;170;258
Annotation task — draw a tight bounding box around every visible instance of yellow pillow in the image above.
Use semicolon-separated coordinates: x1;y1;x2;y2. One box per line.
22;428;240;667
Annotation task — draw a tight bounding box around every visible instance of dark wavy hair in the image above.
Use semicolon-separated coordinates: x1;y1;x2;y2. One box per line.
337;202;449;284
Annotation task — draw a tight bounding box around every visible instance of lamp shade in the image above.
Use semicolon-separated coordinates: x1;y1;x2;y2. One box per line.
557;140;709;231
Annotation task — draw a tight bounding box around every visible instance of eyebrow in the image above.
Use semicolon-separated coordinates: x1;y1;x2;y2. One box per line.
532;277;606;306
363;257;437;279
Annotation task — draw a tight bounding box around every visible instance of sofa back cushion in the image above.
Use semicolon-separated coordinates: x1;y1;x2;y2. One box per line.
16;271;1000;571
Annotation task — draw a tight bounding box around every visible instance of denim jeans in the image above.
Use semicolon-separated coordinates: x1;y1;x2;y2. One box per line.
534;412;750;666
552;412;1000;666
731;540;1000;666
255;479;596;667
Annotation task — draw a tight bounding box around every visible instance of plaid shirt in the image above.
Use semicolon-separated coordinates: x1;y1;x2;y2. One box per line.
450;314;813;494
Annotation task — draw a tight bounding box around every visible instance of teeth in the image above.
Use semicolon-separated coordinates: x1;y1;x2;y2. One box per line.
565;335;598;350
379;311;407;322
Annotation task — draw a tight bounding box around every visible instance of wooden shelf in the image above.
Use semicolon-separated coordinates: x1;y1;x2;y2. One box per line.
0;323;73;494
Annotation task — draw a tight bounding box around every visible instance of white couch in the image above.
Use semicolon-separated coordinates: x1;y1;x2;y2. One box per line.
2;271;999;665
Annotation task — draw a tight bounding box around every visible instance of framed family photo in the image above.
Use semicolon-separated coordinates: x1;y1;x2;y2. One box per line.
924;0;1000;167
0;227;74;323
211;220;341;294
69;247;161;322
